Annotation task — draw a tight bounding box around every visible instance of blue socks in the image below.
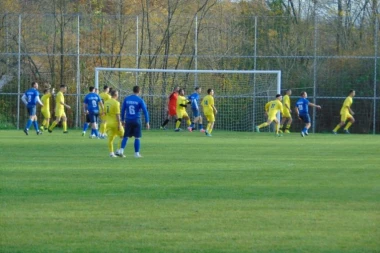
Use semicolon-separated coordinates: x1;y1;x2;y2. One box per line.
134;139;140;152
25;120;39;133
33;121;39;132
120;138;140;152
121;137;128;149
83;123;89;132
26;119;32;130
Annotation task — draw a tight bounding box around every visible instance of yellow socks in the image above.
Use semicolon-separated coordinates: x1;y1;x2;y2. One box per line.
258;122;268;128
344;122;352;130
333;124;341;132
49;121;57;131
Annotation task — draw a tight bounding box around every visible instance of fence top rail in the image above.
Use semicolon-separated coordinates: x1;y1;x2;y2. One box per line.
95;68;281;75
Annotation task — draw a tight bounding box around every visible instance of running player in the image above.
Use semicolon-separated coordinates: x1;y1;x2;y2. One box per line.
332;89;356;134
255;94;284;136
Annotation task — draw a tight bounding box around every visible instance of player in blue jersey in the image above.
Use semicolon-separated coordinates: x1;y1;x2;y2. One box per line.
116;85;150;158
294;91;321;137
21;82;44;135
83;86;104;138
188;87;205;132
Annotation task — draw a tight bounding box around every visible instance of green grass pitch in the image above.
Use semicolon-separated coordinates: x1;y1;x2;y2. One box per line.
0;129;379;253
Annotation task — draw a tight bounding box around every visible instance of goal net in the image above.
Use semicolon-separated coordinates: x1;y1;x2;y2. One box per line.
94;68;281;132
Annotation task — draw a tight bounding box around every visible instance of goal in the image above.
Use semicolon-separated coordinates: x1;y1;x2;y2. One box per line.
94;68;281;132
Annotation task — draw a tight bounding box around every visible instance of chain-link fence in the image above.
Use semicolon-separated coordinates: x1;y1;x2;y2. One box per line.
0;13;379;133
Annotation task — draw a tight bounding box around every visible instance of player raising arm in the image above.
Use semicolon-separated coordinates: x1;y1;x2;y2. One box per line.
294;91;321;137
255;94;283;136
332;89;356;134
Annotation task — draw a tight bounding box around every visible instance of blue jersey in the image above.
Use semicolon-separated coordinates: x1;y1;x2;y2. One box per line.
24;88;40;107
295;97;310;115
188;92;200;110
84;93;102;113
121;94;149;122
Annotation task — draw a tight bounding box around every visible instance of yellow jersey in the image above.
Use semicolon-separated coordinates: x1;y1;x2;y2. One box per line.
99;92;111;113
266;100;283;116
41;93;52;111
176;95;188;112
202;95;214;115
55;91;64;111
104;98;120;124
340;96;353;114
283;94;290;110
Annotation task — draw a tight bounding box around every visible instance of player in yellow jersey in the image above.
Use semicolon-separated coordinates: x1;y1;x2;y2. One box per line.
175;88;192;132
332;89;356;134
104;90;124;157
255;94;284;136
40;87;55;131
99;85;111;138
48;85;71;133
201;88;218;137
279;89;292;134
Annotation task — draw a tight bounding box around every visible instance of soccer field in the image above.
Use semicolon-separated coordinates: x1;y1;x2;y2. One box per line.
0;130;379;253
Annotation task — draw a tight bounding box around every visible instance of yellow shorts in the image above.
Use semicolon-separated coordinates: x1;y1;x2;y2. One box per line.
55;110;66;119
107;123;124;138
177;110;189;119
205;113;215;123
100;113;106;122
341;112;353;122
268;113;278;122
282;109;291;118
41;110;50;119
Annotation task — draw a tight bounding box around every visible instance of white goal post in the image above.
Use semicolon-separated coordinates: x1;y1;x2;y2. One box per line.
94;68;281;132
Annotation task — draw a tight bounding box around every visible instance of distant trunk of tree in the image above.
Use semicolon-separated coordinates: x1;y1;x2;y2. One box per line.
337;0;343;53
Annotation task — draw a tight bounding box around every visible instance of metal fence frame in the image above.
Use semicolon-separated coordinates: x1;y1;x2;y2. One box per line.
0;14;379;133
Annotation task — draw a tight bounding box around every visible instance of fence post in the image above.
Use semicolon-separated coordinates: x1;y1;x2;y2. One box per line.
373;17;378;134
136;15;139;86
75;14;80;129
194;14;198;87
17;14;22;130
312;6;318;133
252;16;258;131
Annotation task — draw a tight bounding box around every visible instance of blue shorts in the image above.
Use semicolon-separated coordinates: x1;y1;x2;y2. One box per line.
124;119;142;138
192;109;200;118
88;112;99;124
85;114;91;123
27;106;36;116
299;114;311;124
